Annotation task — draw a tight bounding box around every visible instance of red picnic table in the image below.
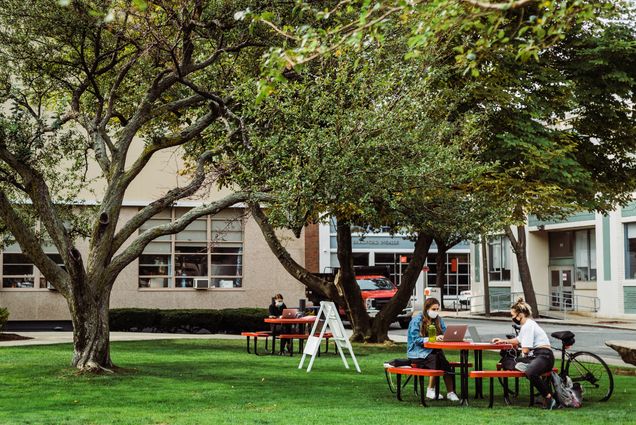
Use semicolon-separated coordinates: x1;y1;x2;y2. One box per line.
424;341;513;406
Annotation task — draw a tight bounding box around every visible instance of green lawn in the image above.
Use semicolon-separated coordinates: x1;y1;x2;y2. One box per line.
0;339;634;425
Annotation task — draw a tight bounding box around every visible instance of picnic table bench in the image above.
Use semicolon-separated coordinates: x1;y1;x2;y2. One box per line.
385;367;445;407
469;369;556;408
605;340;636;366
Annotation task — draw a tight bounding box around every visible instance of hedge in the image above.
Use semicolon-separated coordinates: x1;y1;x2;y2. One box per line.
0;307;8;332
109;308;270;334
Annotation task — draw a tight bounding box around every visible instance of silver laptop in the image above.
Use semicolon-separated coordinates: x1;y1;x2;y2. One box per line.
442;324;468;342
281;308;298;319
468;326;491;344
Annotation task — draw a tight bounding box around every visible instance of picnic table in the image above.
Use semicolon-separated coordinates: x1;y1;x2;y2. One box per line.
424;341;512;406
605;340;636;366
264;316;317;355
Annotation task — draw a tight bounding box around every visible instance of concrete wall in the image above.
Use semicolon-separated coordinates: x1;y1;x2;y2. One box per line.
0;209;306;321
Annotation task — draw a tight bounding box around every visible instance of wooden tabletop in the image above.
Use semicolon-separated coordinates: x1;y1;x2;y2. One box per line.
424;341;513;350
264;316;317;325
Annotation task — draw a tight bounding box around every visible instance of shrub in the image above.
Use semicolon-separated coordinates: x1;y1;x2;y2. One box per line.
0;307;9;332
109;308;269;334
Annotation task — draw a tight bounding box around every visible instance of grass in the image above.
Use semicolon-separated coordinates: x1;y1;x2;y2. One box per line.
0;339;634;425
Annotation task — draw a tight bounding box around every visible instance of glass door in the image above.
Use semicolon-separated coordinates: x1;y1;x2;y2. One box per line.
550;267;573;310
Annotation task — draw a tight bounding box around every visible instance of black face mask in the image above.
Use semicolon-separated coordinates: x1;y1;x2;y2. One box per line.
512;315;521;325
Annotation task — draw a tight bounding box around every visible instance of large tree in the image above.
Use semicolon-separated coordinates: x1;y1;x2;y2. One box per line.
207;38;505;342
472;17;636;315
0;0;275;372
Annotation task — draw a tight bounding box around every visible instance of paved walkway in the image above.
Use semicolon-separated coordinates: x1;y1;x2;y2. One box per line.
445;309;636;331
2;311;635;348
0;331;244;347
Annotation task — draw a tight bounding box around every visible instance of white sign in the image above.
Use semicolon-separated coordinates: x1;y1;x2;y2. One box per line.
298;301;361;373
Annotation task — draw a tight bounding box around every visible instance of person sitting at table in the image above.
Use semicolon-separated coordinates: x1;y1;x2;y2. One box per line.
407;297;459;401
491;297;557;410
268;293;292;355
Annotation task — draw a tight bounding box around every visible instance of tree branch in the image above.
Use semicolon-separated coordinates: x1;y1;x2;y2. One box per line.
0;189;70;295
111;149;216;252
107;191;267;279
250;203;343;303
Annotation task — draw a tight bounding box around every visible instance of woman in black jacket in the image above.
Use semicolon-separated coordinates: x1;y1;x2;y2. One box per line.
269;294;291;354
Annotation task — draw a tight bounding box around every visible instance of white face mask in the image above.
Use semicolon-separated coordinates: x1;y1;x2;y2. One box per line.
275;301;283;307
427;310;438;319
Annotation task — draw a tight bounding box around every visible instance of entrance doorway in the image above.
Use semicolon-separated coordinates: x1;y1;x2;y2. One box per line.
550;267;573;310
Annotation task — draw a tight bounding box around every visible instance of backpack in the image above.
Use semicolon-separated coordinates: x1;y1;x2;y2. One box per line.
551;372;583;408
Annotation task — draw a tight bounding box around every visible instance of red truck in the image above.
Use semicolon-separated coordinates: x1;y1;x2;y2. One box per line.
306;270;414;329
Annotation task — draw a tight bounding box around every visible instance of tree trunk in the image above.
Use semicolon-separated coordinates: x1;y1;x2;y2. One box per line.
481;235;491;317
67;280;114;372
335;219;372;342
369;233;433;342
504;225;539;317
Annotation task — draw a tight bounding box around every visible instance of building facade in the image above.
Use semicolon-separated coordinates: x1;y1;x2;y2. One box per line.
315;219;471;310
0;146;306;323
470;199;636;318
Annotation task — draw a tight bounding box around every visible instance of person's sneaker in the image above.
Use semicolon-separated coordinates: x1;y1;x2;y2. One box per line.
426;388;444;400
542;397;558;410
446;392;460;402
514;362;529;372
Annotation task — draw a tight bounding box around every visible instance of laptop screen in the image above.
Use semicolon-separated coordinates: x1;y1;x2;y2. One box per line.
282;308;298;318
443;324;468;342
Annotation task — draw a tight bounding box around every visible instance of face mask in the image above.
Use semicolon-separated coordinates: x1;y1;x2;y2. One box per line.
427;310;438;319
512;315;521;325
275;301;283;307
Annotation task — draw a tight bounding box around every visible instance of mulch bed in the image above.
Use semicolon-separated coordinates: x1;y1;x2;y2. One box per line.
0;333;33;342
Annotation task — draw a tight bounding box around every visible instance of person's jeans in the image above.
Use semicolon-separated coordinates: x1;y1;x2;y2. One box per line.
517;348;555;398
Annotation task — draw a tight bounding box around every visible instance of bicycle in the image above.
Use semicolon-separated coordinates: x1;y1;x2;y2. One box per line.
551;330;614;402
500;325;613;403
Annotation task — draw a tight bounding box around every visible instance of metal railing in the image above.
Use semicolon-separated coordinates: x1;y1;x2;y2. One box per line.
464;291;600;318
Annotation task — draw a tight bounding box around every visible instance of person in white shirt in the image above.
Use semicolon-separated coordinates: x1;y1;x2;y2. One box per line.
492;297;557;410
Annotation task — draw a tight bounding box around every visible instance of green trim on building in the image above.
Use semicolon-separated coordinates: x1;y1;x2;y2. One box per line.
624;287;636;314
475;244;480;283
621;201;636;218
549;258;575;267
529;212;595;227
603;215;611;281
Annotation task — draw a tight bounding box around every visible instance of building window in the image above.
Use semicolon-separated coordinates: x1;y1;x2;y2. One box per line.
488;235;511;281
574;229;596;282
424;253;471;296
549;231;573;258
1;243;64;289
138;208;244;289
626;223;636;280
375;252;412;285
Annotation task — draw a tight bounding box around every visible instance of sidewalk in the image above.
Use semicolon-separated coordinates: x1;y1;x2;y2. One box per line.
2;311;634;348
446;309;636;331
0;331;244;347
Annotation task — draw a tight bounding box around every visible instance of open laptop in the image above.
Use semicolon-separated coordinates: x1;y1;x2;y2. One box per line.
468;326;492;344
442;324;468;342
281;308;298;319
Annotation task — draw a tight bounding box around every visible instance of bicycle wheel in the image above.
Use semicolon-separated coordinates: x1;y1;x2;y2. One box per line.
565;351;614;402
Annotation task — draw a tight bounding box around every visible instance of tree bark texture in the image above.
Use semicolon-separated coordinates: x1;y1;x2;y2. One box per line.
369;233;433;342
67;280;114;372
335;218;372;342
504;225;539;316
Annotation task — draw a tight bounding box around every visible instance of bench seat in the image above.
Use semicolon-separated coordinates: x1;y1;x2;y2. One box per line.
469;369;556;407
240;332;271;355
386;367;445;406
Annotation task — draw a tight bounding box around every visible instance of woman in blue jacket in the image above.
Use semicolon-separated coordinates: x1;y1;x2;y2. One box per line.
407;297;459;401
